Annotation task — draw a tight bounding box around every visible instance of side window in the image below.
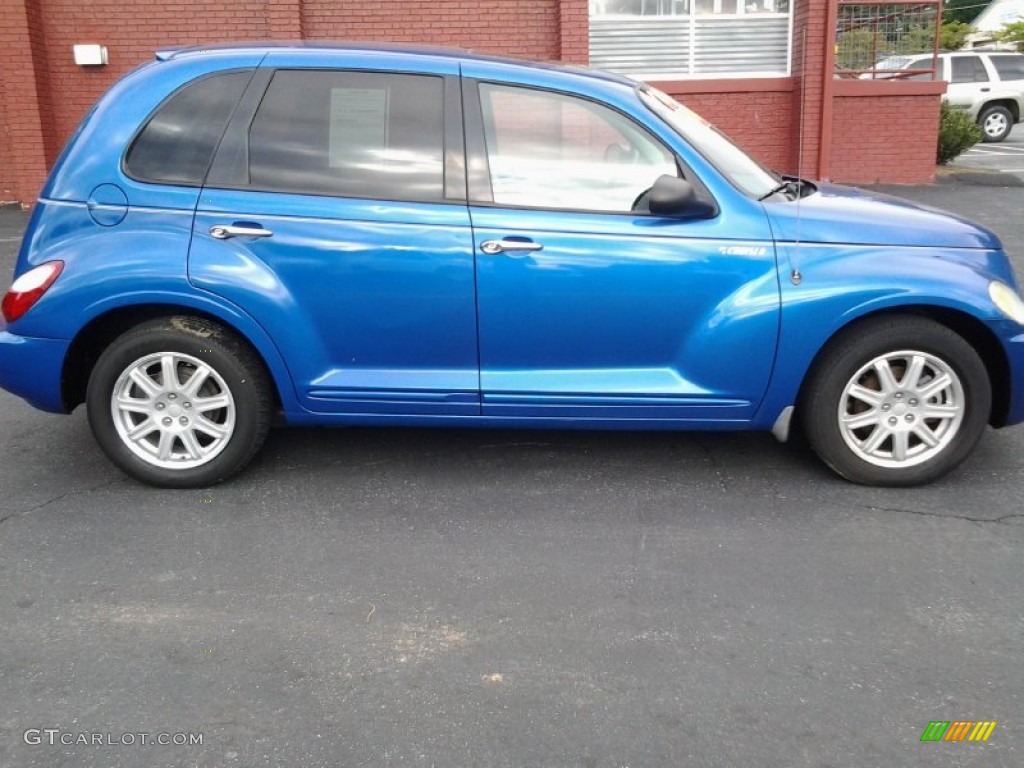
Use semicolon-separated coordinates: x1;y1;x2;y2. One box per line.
902;57;936;82
950;56;989;84
990;55;1024;81
247;70;445;202
124;71;252;185
477;83;678;213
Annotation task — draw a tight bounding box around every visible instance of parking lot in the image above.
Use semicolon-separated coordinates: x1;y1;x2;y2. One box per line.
2;174;1023;767
955;124;1024;180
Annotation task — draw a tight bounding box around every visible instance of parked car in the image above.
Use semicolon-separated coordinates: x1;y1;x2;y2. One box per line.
3;43;1024;488
867;51;1024;142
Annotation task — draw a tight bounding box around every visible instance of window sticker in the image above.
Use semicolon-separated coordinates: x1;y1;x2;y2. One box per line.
329;87;389;169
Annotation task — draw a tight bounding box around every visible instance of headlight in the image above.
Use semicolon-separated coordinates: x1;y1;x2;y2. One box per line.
989;281;1024;325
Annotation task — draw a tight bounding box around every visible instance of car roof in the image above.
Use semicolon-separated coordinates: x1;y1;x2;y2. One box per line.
154;41;637;87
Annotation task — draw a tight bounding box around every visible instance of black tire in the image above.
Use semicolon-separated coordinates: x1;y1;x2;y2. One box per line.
86;316;273;488
799;316;991;487
979;105;1013;143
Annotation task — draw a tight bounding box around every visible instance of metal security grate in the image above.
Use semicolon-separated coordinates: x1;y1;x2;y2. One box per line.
836;1;941;78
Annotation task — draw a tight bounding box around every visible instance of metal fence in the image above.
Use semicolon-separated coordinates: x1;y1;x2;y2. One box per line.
835;1;941;79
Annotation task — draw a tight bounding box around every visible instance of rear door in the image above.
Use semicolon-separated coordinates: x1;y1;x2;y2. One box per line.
946;54;991;113
189;55;479;416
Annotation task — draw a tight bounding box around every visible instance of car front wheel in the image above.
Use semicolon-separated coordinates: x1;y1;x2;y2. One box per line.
86;316;273;487
800;317;991;486
979;105;1013;143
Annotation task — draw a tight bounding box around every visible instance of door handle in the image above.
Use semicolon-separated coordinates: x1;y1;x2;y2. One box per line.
981;87;991;92
480;239;543;255
210;224;274;240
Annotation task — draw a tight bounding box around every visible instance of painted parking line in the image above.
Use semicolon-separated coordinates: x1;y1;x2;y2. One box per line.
966;148;1024;155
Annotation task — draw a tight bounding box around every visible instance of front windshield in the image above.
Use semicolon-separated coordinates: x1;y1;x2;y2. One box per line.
639;86;780;199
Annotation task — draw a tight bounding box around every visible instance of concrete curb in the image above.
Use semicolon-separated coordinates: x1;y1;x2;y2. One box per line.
936;165;1024;187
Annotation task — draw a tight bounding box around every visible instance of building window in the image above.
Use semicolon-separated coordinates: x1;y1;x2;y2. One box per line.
589;1;791;79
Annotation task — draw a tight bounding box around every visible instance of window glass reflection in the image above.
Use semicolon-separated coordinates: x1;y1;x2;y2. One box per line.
479;84;678;213
248;70;445;201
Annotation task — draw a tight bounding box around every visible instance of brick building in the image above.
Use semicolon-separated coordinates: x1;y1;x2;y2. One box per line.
0;0;945;205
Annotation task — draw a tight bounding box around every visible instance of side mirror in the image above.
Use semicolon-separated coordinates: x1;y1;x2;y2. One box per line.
648;175;717;219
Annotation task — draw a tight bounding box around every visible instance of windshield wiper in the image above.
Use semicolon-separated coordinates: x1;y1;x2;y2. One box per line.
758;181;791;201
758;176;809;202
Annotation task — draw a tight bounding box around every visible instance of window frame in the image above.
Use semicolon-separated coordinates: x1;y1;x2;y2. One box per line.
462;78;717;218
204;67;467;205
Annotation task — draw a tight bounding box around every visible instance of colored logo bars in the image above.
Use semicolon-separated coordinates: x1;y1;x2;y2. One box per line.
921;721;997;743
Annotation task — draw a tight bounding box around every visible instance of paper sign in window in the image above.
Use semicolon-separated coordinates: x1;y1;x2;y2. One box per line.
329;87;389;169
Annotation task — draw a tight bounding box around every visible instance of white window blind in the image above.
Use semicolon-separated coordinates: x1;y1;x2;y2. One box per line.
589;1;792;78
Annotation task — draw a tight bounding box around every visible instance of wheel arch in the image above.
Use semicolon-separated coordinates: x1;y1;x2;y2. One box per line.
62;302;293;415
796;305;1011;428
980;99;1020;123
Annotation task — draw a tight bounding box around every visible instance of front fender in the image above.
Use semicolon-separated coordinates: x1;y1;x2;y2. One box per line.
754;244;1011;427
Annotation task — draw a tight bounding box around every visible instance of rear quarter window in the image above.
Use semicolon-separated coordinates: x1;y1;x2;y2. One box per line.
124;70;252;185
990;55;1024;81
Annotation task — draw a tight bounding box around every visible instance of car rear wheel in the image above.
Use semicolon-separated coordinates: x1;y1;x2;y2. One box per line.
979;105;1013;143
86;316;272;487
800;316;991;486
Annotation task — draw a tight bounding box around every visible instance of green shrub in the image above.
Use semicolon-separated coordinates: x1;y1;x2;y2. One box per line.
996;20;1024;52
939;21;972;51
936;101;982;164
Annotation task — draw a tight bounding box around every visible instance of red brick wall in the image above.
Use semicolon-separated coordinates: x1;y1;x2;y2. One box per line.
0;96;10;203
830;90;943;184
660;84;797;175
789;0;833;180
558;0;588;64
30;0;271;172
0;0;49;204
301;0;561;59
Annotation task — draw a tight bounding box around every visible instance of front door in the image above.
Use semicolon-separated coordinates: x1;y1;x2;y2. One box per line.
464;77;780;423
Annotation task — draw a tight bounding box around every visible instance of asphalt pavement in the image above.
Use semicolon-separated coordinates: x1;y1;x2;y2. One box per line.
953;123;1024;182
1;177;1023;768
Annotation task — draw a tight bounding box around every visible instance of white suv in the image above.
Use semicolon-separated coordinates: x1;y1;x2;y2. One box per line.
871;51;1024;142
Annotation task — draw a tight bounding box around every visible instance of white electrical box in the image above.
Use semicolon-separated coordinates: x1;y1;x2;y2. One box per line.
73;45;108;66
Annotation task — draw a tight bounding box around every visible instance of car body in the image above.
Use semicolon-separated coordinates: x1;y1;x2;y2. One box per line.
868;50;1024;142
2;43;1024;487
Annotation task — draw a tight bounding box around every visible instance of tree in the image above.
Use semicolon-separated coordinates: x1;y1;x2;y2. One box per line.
996;20;1024;51
943;0;992;25
940;20;973;49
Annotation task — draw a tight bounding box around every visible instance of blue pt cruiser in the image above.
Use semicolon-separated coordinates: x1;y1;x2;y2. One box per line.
2;44;1024;487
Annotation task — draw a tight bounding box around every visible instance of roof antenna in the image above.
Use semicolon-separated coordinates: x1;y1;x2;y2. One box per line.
790;24;808;287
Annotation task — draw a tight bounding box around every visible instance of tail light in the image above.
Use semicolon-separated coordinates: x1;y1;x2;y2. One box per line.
1;261;64;323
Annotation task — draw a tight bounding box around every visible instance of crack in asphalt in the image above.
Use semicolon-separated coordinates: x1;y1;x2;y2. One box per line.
863;505;1024;526
0;478;122;526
